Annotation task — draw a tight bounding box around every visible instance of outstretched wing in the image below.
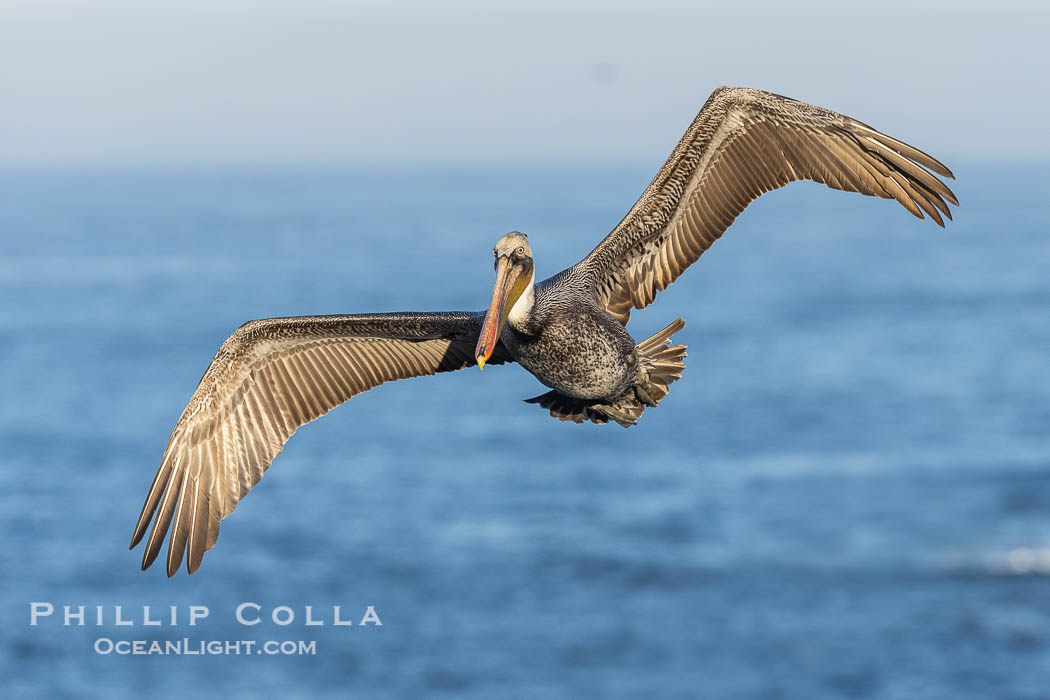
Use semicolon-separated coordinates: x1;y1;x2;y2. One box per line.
579;86;958;324
130;311;510;576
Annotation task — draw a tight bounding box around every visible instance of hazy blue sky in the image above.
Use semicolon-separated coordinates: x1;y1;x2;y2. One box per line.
1;0;1046;165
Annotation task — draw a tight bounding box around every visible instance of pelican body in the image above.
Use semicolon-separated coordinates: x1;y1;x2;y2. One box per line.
475;234;682;426
131;87;957;575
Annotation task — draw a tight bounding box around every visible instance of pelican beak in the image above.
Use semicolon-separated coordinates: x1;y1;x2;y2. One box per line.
475;254;525;369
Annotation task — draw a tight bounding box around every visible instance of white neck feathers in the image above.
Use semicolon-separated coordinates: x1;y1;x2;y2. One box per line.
507;270;535;326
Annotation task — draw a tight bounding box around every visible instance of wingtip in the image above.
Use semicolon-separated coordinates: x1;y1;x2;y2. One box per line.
166;547;185;578
166;549;182;577
141;542;162;572
928;162;954;180
129;525;147;551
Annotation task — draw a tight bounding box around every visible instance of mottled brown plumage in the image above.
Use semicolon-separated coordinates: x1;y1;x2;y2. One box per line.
131;87;956;576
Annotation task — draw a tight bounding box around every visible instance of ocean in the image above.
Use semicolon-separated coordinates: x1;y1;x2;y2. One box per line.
1;162;1048;698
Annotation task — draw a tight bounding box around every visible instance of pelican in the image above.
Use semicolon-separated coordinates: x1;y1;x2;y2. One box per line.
131;86;957;575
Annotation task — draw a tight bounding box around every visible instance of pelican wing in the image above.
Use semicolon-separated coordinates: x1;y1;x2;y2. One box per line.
130;311;510;576
580;86;958;324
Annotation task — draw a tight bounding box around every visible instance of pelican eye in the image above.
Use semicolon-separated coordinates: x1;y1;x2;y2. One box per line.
516;246;525;255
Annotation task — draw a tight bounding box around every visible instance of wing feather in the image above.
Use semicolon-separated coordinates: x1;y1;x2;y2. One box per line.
580;87;957;324
130;311;510;575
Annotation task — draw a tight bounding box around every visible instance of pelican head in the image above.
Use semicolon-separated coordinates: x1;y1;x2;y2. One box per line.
475;231;535;369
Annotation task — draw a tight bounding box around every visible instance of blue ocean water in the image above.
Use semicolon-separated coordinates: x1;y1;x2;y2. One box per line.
1;162;1048;698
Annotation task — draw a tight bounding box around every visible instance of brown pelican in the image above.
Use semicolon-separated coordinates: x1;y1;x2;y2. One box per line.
131;86;957;576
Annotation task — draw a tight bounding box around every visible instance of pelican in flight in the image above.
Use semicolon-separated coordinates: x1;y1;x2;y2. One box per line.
131;87;957;575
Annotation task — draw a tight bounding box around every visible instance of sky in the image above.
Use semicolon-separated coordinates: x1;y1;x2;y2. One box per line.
0;0;1047;165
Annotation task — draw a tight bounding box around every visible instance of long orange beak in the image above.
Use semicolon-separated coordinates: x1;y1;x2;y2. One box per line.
475;255;522;369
